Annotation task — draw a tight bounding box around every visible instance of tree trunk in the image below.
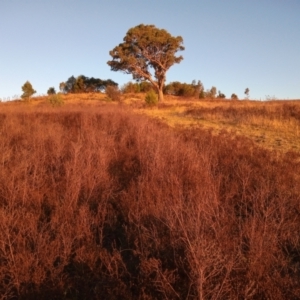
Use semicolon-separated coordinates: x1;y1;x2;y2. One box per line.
158;88;164;102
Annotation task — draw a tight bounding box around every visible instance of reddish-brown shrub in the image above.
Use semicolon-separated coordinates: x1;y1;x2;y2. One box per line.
0;104;299;299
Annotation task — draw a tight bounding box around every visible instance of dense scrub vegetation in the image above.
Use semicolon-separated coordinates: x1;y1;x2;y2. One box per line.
0;104;300;299
60;75;118;94
122;80;229;100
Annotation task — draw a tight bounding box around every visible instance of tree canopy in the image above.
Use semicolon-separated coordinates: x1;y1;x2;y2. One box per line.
217;90;226;98
47;87;56;95
164;80;203;98
21;81;36;100
231;93;239;100
60;75;118;94
107;24;184;101
244;88;250;99
122;81;153;94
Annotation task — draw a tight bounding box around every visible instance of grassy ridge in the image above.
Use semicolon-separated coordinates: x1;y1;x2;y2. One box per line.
0;102;299;299
137;97;300;153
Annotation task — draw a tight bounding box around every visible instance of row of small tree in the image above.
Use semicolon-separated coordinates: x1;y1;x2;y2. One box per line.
20;78;249;101
19;75;118;100
121;79;249;100
164;82;250;100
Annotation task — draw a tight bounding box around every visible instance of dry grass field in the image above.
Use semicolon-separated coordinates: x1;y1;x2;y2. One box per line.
136;97;300;154
0;94;300;299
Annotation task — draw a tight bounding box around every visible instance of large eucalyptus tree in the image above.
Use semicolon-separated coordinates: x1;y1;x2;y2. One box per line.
107;24;184;101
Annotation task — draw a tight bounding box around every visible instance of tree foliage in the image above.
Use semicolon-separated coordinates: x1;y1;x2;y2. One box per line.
203;86;217;99
59;82;66;93
60;75;118;94
122;81;153;94
164;80;203;98
48;94;64;107
192;80;204;99
47;87;56;95
217;90;226;98
107;24;184;101
122;82;139;93
244;88;250;99
145;89;158;106
210;86;217;98
21;81;36;100
105;85;121;102
231;93;238;100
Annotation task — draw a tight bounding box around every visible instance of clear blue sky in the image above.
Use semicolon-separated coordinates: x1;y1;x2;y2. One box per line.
1;0;299;100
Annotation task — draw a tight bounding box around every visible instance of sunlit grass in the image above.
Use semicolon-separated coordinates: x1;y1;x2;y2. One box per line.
3;93;299;153
136;96;300;153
